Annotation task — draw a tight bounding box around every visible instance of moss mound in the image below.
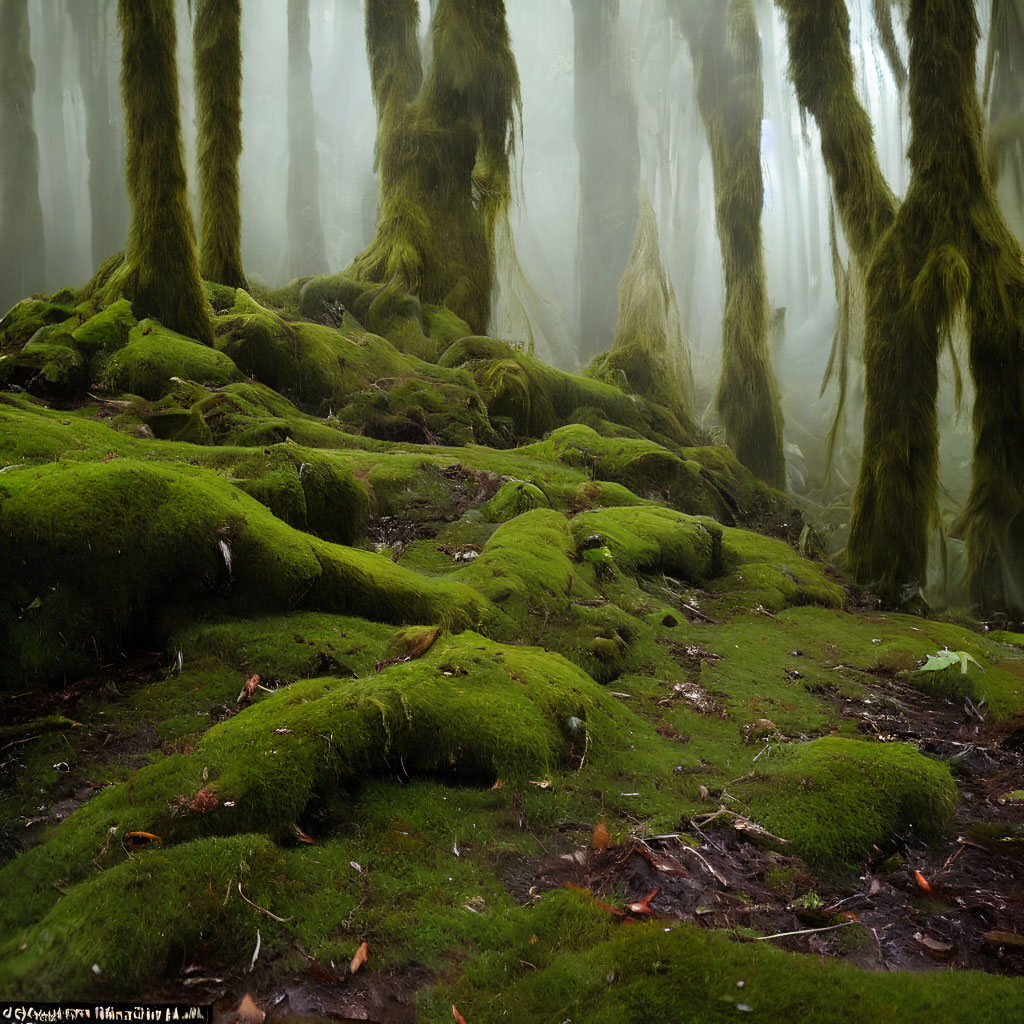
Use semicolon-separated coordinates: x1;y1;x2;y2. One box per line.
0;458;484;684
739;736;957;865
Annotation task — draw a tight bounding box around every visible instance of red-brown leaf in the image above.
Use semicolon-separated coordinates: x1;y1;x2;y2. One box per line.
592;821;611;850
237;673;260;704
452;1005;467;1024
350;941;368;974
626;888;659;915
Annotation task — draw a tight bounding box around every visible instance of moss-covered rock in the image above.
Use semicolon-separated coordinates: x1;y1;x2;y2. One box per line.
483;479;550;521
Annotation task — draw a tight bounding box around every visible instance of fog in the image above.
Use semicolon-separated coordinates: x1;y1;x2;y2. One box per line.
11;0;1011;602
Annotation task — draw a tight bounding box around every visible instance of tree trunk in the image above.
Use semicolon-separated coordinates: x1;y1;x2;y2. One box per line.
341;0;519;335
105;0;212;345
0;0;45;314
571;0;640;365
690;0;785;489
71;0;128;270
281;0;329;280
194;0;247;289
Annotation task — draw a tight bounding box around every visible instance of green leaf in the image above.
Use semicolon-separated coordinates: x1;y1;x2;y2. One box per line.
920;650;984;675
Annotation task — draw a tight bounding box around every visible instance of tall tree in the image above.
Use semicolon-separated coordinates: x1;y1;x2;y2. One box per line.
104;0;212;345
281;0;329;280
0;0;45;314
679;0;785;489
71;0;128;269
780;0;1024;614
571;0;640;364
193;0;247;289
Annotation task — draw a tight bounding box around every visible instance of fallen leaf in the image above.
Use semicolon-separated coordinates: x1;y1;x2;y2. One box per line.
123;831;162;851
529;934;538;945
350;861;362;873
913;932;953;955
236;994;265;1024
237;673;260;704
350;940;368;974
842;912;861;922
626;888;659;915
914;870;932;894
291;822;317;845
452;1006;467;1024
592;821;611;850
529;780;551;789
490;779;503;790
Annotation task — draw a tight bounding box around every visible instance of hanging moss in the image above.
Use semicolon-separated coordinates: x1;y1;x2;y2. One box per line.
193;0;248;290
304;0;519;336
0;0;45;315
587;197;697;443
100;0;212;346
688;0;785;489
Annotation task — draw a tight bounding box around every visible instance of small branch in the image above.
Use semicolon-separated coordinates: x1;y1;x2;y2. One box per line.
238;882;290;922
754;921;857;941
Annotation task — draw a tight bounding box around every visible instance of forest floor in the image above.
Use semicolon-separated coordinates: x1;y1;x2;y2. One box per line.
1;280;1023;1021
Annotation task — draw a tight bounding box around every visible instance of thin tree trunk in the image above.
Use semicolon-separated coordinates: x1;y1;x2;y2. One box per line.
571;0;640;365
105;0;212;345
281;0;329;280
0;0;45;313
194;0;247;289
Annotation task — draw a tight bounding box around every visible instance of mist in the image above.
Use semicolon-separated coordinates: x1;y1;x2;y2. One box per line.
8;0;1014;604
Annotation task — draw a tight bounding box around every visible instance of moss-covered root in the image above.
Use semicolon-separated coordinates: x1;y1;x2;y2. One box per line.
738;736;956;866
193;0;248;290
0;834;283;999
103;0;213;346
588;196;697;442
0;459;486;684
0;634;643;936
691;0;785;489
427;887;1023;1024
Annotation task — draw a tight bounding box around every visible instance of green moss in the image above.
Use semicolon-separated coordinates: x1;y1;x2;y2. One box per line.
425;886;1023;1022
738;736;957;866
0;834;282;998
483;479;550;521
0;457;484;684
105;319;242;398
71;298;136;354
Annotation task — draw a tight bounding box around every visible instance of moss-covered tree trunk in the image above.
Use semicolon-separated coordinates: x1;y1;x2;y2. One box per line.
0;0;45;315
570;0;640;364
104;0;212;345
281;0;329;280
340;0;519;335
689;0;785;489
193;0;247;290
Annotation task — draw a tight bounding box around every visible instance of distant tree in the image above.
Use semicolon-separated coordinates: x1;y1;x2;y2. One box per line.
335;0;520;335
281;0;329;280
104;0;212;344
193;0;247;290
70;0;128;268
570;0;640;364
675;0;785;489
0;0;45;314
780;0;1024;614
